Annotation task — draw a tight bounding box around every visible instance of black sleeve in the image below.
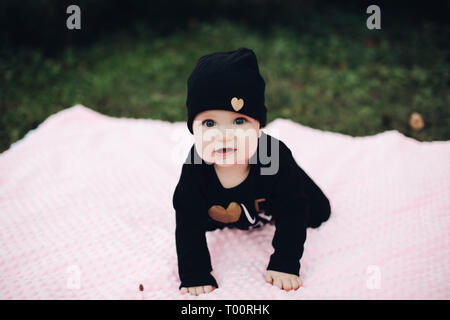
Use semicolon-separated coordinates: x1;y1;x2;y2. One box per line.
266;143;310;276
172;163;218;290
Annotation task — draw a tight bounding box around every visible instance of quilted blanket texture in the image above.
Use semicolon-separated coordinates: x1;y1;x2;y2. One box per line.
0;105;448;299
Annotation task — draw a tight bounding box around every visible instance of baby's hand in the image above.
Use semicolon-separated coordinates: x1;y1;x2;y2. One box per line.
180;285;216;296
265;270;302;291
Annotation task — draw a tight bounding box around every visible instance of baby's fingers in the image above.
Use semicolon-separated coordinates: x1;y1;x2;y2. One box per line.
196;286;205;295
273;278;283;290
291;278;300;290
188;287;198;296
282;278;292;291
181;285;215;296
290;277;302;290
204;285;214;293
265;272;273;284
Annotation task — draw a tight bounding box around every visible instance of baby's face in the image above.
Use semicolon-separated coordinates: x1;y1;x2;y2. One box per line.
193;110;261;166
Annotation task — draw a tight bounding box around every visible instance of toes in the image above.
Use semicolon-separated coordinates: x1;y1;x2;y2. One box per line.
180;287;188;294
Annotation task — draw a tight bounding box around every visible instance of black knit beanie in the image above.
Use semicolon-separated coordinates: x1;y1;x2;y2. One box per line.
186;47;267;134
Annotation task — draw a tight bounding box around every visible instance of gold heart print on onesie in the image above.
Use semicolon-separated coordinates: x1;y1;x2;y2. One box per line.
231;97;244;112
208;202;242;224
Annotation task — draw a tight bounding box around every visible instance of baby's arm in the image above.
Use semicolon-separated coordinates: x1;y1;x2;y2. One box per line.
265;143;309;290
173;163;218;295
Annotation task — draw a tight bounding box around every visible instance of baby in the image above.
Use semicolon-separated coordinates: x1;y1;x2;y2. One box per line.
172;48;331;296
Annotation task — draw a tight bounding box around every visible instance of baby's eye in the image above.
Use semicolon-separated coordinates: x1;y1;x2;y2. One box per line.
203;119;215;127
234;117;246;125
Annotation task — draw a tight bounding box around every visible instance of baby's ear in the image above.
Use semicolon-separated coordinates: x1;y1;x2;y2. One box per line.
258;128;262;138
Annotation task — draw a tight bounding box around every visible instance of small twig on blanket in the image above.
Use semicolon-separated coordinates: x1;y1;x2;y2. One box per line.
139;284;144;300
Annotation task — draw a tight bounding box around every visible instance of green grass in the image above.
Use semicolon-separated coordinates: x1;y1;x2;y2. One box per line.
1;19;449;153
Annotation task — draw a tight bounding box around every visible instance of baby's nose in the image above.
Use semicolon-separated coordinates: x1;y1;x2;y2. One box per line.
218;127;235;142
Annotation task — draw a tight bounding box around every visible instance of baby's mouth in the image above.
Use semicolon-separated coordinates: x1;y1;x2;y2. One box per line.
215;147;237;154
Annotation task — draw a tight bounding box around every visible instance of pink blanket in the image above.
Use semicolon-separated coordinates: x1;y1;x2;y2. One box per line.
0;105;449;300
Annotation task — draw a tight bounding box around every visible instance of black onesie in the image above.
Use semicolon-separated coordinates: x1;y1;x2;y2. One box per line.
172;132;331;289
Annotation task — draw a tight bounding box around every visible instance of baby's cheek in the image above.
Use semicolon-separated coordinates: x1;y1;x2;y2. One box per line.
239;141;258;162
202;145;216;162
232;148;248;165
194;140;216;163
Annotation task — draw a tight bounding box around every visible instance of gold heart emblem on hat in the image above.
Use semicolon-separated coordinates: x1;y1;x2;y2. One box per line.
208;202;242;224
231;97;244;112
